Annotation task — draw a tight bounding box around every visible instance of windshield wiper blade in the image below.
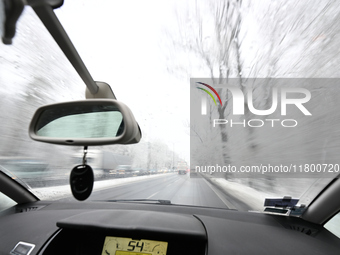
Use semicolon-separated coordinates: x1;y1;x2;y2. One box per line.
103;199;172;205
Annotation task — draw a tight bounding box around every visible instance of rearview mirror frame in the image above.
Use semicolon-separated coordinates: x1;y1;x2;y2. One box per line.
29;99;141;146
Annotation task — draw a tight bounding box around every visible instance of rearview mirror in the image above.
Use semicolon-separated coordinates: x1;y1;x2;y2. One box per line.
29;99;141;146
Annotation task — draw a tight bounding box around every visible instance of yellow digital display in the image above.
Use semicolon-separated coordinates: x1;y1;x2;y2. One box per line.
115;251;150;255
101;236;168;255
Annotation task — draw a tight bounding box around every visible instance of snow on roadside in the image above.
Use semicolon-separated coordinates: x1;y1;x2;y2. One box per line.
211;178;279;211
205;175;317;211
32;173;174;201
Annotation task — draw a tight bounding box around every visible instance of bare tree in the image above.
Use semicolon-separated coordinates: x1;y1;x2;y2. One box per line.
165;0;248;169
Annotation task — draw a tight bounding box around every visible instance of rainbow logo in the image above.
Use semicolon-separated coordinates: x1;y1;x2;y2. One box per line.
196;82;222;115
196;82;222;106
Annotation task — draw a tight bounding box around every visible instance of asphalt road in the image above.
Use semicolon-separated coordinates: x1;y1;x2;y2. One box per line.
90;173;228;208
58;173;242;209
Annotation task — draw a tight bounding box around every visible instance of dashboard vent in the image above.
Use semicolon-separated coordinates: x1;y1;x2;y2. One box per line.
287;224;318;236
16;205;45;213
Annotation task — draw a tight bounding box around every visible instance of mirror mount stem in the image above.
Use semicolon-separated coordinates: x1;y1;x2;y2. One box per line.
86;81;117;99
2;0;116;98
29;1;99;94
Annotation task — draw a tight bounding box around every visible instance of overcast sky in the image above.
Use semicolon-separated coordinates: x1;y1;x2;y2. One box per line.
54;0;190;161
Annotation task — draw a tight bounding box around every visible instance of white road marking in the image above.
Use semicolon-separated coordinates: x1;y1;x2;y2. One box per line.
147;191;159;199
203;178;236;209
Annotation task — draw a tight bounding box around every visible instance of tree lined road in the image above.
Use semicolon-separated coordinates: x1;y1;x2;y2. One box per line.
91;174;229;208
58;173;250;209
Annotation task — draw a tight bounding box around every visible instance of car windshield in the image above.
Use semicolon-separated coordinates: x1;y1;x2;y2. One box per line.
0;0;339;213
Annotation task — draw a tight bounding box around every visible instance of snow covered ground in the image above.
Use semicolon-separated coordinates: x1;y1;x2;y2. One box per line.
32;173;173;201
31;170;330;215
202;174;330;212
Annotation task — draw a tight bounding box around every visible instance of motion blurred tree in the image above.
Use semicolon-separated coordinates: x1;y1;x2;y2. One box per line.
0;7;84;164
166;0;340;160
165;0;340;190
165;0;246;168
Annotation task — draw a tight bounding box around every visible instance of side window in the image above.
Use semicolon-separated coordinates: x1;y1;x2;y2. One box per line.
324;212;340;238
0;192;16;213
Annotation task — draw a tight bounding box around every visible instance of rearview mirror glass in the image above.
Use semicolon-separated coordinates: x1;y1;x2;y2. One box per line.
35;105;123;139
29;99;141;146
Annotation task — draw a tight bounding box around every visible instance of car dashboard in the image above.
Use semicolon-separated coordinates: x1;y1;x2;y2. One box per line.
0;201;339;255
